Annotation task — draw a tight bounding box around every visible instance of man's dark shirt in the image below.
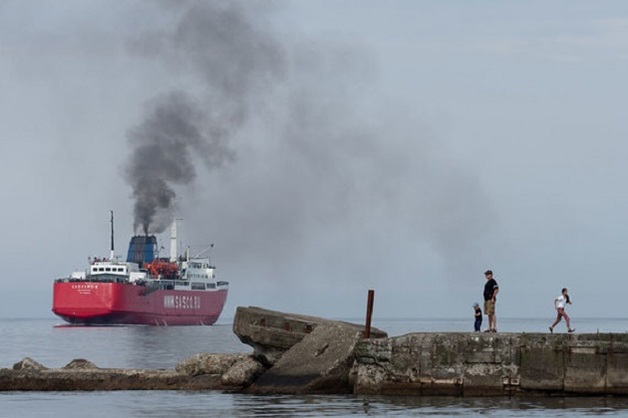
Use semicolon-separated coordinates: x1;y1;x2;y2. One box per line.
483;278;498;301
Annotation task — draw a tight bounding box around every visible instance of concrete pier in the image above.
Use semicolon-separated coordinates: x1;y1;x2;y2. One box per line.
353;332;628;396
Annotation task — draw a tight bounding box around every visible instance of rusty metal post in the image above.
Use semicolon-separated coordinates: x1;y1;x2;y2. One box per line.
364;289;375;338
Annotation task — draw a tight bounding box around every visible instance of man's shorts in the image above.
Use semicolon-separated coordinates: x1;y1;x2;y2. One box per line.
484;300;495;315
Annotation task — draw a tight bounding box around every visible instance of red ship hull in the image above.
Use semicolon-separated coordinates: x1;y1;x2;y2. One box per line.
52;282;228;326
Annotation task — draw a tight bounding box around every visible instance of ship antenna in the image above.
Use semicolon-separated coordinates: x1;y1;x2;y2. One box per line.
192;243;214;259
110;210;115;260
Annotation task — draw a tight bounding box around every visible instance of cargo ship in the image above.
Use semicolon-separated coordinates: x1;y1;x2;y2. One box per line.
52;215;228;325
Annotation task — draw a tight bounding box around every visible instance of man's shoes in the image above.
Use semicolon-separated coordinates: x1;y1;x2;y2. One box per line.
568;328;575;333
549;327;553;334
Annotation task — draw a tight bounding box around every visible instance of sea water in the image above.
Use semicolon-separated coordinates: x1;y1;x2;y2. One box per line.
2;317;628;417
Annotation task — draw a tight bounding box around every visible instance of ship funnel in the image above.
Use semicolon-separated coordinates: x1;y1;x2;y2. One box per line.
126;235;157;266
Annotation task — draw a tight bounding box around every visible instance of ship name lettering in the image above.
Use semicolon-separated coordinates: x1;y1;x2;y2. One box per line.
164;295;200;310
71;284;99;290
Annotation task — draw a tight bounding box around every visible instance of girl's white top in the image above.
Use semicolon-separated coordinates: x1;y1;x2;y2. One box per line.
555;295;566;309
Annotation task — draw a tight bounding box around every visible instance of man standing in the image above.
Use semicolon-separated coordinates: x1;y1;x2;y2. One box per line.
483;270;499;332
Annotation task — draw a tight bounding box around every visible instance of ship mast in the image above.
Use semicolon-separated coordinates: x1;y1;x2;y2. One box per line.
110;210;115;260
170;219;178;262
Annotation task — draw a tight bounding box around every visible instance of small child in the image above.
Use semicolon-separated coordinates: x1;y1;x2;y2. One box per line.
473;303;482;332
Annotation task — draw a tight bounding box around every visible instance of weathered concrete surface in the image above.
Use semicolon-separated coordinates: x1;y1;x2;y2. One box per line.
221;355;266;387
248;323;368;394
174;352;266;387
233;306;387;367
0;355;262;391
353;332;628;396
234;306;387;394
175;353;249;376
233;306;322;366
353;333;516;396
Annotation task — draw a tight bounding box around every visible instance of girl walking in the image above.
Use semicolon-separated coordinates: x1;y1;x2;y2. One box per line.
549;287;575;333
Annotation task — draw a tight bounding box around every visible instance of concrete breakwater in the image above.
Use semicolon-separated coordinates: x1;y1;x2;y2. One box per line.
353;332;628;396
2;307;628;395
235;307;628;396
0;355;263;391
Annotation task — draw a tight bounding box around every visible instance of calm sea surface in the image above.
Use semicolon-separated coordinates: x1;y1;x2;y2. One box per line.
2;316;628;417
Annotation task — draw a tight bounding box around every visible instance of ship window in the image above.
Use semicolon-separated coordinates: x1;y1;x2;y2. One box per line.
191;282;205;290
105;267;111;272
206;283;216;289
98;267;104;272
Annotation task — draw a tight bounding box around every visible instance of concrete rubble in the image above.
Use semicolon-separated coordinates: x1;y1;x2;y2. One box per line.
2;306;628;396
233;305;387;394
1;355;232;391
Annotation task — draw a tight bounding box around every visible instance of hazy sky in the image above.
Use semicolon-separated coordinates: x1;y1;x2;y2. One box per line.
2;1;628;322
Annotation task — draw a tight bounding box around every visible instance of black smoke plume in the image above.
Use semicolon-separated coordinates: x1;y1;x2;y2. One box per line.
125;1;284;234
126;92;232;235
